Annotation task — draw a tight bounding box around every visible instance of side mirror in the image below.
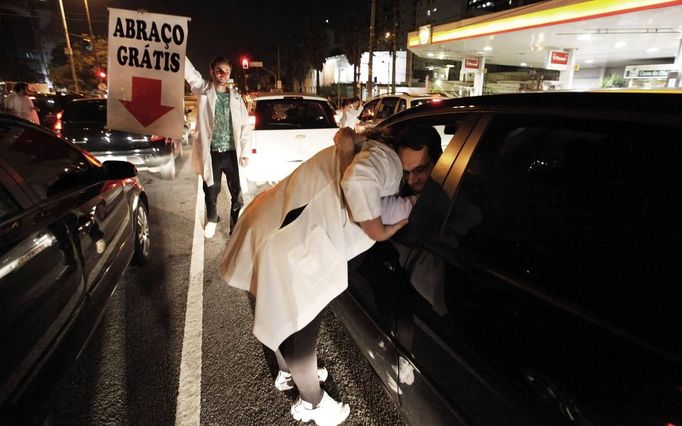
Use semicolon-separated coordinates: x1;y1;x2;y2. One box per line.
102;160;137;179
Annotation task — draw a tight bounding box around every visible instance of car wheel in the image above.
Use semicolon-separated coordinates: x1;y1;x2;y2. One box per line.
132;201;151;265
159;156;176;180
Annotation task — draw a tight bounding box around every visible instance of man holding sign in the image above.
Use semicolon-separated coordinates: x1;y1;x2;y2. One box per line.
185;56;252;239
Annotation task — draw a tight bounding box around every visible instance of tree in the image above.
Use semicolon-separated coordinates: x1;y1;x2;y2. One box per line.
49;35;107;93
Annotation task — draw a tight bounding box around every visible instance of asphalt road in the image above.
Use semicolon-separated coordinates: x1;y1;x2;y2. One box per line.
44;146;405;426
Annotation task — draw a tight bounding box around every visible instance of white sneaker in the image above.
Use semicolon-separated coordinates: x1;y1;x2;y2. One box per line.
291;391;350;426
275;367;329;391
204;221;217;239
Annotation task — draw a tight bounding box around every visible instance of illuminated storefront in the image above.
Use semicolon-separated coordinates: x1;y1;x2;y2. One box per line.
408;0;682;95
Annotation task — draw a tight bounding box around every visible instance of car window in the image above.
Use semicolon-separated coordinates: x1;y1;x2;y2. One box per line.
377;97;399;119
0;122;98;200
62;101;106;123
254;99;336;130
397;99;407;112
359;99;379;120
442;113;681;338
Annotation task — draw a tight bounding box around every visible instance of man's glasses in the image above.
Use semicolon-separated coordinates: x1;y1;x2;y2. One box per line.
403;163;431;178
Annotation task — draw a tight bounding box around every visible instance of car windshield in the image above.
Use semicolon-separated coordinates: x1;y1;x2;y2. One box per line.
254;99;336;130
62;101;106;123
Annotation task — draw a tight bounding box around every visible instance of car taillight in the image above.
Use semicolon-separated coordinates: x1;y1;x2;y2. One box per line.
53;111;63;132
431;98;442;103
149;135;165;142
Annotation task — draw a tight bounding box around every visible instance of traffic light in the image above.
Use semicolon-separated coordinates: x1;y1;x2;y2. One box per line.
242;57;249;70
95;68;107;80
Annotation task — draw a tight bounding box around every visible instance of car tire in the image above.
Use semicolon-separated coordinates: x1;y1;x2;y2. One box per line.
132;200;151;265
159;156;176;180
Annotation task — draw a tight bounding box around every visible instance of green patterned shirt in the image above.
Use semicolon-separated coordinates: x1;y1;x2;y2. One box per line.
211;91;234;151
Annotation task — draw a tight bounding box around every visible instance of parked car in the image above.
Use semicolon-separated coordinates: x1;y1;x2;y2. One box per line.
29;92;83;128
332;91;682;425
242;93;338;189
57;98;181;180
0;112;150;422
355;92;447;133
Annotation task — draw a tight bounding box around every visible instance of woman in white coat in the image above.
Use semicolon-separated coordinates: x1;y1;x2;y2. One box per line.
221;127;407;425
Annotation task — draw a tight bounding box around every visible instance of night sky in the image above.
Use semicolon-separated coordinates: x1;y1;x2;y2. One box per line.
72;0;369;74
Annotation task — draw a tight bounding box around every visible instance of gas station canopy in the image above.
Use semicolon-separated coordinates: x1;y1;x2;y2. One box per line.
408;0;682;70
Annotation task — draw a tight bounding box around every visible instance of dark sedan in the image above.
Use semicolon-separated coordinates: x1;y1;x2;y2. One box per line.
333;91;682;425
0;112;151;422
29;92;83;129
57;98;181;180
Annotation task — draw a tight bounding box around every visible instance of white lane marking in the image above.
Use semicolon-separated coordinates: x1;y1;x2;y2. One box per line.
175;176;205;426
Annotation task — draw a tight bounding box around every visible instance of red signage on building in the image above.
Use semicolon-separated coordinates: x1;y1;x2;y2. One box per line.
464;58;481;70
550;51;569;65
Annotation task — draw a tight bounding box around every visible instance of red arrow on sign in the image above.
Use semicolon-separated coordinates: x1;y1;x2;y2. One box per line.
119;76;174;127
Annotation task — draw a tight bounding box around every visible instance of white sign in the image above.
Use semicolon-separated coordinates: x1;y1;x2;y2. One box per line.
419;25;432;45
107;8;190;139
624;64;677;79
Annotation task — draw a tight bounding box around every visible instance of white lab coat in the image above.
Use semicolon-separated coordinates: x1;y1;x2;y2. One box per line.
4;92;39;124
221;140;402;351
184;58;252;187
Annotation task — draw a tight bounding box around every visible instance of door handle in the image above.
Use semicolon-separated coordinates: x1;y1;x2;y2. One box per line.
78;215;95;236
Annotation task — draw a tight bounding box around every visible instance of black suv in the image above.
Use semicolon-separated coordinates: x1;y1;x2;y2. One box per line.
58;98;181;180
0;113;150;422
332;91;682;425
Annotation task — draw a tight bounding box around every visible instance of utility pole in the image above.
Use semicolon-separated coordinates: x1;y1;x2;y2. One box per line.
367;0;376;99
391;0;398;93
277;44;282;91
83;0;94;40
57;0;80;93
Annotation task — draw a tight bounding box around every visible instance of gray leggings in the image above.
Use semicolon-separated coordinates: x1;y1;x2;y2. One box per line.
275;313;324;406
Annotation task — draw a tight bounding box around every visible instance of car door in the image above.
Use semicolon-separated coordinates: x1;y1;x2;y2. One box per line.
0;121;85;414
396;111;682;425
0;120;133;297
340;242;401;405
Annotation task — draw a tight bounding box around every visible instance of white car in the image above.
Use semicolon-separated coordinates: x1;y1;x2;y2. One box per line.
241;93;339;192
355;92;448;133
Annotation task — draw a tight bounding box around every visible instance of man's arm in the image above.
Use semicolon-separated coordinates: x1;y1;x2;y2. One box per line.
184;57;207;95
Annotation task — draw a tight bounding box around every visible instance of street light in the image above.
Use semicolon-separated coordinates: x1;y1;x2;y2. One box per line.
57;0;80;93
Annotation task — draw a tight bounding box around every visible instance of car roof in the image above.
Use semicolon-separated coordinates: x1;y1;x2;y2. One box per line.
365;92;448;103
381;90;682;126
250;92;331;101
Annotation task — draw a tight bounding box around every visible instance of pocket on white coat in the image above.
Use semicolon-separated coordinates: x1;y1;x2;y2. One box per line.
289;225;343;286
